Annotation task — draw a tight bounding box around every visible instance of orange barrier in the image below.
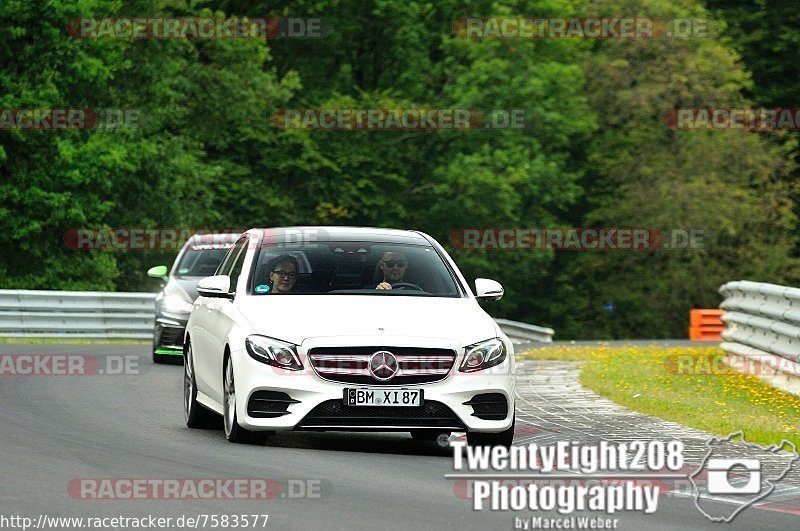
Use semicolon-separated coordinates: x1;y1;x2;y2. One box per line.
689;309;725;341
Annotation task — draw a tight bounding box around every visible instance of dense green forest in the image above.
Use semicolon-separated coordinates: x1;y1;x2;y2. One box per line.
1;0;798;338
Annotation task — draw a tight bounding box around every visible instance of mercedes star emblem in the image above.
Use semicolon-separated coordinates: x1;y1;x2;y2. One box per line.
369;351;398;381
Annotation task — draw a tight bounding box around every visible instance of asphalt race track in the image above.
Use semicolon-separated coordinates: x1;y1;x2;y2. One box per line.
0;343;797;530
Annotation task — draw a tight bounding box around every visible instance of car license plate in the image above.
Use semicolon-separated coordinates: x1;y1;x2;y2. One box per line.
344;388;423;407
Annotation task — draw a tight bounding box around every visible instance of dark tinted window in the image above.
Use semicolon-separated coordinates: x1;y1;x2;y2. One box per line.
175;248;230;277
249;241;462;297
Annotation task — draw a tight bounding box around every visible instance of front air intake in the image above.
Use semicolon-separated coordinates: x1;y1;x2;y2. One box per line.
247;391;300;418
463;393;508;420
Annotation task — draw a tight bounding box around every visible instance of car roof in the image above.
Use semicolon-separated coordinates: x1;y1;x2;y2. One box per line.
248;226;430;245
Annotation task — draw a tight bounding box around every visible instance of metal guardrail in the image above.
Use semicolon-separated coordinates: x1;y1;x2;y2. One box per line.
0;290;156;339
494;318;554;343
718;280;800;393
0;289;556;343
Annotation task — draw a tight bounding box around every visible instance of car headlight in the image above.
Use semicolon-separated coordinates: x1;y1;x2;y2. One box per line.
245;335;303;371
459;338;506;372
162;294;193;314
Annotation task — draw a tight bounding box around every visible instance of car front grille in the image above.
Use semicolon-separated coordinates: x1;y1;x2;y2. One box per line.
307;346;456;385
295;399;466;430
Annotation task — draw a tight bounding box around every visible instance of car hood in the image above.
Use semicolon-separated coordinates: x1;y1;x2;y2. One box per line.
237;295;498;345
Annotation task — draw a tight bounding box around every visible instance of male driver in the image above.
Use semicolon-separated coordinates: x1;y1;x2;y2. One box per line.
375;251;407;290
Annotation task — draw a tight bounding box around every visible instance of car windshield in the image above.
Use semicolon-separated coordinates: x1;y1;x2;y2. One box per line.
249;241;462;297
175;248;230;278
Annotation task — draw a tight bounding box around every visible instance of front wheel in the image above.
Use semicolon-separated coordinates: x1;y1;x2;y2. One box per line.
467;416;515;449
223;356;267;445
184;343;220;429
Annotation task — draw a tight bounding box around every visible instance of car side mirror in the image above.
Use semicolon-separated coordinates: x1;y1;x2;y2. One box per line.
475;278;504;301
197;275;233;299
147;265;168;281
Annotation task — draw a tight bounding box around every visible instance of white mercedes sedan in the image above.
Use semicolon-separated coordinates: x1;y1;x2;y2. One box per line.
183;227;515;447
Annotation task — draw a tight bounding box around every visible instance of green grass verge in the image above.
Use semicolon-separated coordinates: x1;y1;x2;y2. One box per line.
0;337;150;345
521;345;800;447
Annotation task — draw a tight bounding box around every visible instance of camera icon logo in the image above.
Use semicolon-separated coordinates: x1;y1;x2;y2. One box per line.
691;431;799;522
706;458;761;494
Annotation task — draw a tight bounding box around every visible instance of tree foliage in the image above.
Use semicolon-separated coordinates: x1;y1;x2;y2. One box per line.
1;0;797;337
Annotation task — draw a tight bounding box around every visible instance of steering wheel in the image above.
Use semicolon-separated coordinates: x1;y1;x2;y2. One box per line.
390;282;425;291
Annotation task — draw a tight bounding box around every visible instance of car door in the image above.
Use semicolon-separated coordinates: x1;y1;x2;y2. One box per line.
204;235;250;404
194;237;246;399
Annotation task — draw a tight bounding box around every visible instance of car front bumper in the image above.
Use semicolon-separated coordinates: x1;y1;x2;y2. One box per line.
231;336;516;433
154;314;188;355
